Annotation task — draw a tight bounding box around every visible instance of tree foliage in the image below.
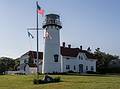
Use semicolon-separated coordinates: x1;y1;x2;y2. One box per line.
0;57;20;74
94;48;119;72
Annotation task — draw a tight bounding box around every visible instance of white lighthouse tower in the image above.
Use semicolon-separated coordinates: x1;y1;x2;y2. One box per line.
42;14;62;73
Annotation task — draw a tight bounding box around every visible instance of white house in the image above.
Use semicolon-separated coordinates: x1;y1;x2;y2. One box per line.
19;14;97;74
19;51;43;74
19;44;97;74
60;44;96;73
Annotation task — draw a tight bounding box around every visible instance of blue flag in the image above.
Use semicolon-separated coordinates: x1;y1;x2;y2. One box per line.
28;31;34;39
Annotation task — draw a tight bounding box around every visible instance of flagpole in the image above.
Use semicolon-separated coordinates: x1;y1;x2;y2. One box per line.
36;1;39;79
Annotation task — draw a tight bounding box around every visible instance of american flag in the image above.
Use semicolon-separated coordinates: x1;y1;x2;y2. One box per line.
37;2;45;16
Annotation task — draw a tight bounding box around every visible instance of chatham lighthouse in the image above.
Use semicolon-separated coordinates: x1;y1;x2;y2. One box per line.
19;14;97;74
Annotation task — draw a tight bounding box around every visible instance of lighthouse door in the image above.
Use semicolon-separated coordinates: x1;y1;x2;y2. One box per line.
79;64;83;73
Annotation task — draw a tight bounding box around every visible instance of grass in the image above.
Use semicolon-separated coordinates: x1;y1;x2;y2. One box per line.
0;74;120;89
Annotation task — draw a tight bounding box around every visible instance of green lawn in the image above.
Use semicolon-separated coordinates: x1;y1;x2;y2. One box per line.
0;74;120;89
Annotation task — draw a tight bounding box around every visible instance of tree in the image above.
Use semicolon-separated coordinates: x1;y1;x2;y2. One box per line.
14;58;20;70
0;62;6;74
94;48;119;72
0;57;15;74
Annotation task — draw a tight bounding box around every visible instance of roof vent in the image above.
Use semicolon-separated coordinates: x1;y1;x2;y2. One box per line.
68;44;71;48
63;42;65;47
80;45;82;50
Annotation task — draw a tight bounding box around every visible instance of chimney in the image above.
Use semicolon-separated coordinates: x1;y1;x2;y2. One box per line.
63;42;65;47
87;47;91;52
80;45;82;50
68;44;71;48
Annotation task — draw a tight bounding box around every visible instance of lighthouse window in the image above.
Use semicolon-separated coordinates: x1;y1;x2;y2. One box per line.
54;54;59;62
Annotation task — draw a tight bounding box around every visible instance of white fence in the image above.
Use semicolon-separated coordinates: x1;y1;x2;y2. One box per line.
6;71;20;74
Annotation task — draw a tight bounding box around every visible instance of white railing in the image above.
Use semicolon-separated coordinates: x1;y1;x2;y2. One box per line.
43;20;62;27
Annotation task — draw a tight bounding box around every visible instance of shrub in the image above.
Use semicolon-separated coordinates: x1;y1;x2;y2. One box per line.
86;71;97;74
97;67;120;74
68;70;75;73
106;67;120;73
33;79;39;84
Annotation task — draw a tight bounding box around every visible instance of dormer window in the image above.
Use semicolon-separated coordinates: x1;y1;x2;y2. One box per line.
79;55;83;60
54;54;59;62
81;56;83;60
24;59;28;64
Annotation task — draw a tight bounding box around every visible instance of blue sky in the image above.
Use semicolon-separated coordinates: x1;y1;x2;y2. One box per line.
0;0;120;58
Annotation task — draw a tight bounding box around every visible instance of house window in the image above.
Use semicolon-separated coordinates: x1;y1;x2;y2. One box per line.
86;66;88;70
54;54;59;62
79;56;83;60
24;60;28;64
91;66;94;71
74;65;76;70
66;65;70;70
66;58;70;60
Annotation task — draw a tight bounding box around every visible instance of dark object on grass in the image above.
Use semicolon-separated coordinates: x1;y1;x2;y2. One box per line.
33;75;61;84
42;74;53;82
